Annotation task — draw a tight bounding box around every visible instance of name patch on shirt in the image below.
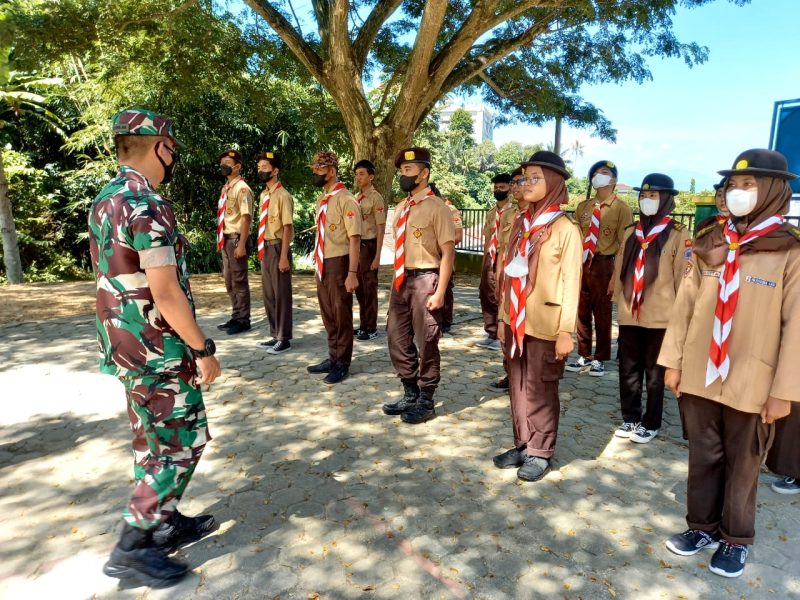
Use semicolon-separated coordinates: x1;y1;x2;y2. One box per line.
701;270;720;278
745;275;776;288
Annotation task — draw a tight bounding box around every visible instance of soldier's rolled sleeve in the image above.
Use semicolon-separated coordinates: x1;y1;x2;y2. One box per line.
139;246;177;269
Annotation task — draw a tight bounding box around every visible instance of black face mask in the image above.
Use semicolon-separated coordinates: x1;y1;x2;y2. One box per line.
258;170;273;183
493;190;509;201
312;173;328;187
220;164;234;177
156;142;178;185
399;175;418;193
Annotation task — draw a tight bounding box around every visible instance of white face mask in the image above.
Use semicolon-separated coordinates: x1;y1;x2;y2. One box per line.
591;173;613;189
726;188;758;217
639;197;660;216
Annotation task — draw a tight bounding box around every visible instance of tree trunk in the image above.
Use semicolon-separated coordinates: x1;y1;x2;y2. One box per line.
554;116;562;157
0;151;23;284
349;123;414;205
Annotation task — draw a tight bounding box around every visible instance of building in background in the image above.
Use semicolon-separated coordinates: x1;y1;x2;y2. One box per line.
770;97;800;216
439;102;494;144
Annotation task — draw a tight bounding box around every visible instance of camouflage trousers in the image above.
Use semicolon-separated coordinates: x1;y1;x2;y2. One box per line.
121;372;211;530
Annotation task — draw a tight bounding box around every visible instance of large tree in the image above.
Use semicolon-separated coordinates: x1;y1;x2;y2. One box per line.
241;0;740;191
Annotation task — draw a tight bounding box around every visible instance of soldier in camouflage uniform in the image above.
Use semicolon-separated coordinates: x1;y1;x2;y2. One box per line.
89;109;222;588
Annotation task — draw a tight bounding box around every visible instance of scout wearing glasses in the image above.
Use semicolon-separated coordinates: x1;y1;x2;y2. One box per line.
493;151;582;483
659;149;800;578
382;147;455;425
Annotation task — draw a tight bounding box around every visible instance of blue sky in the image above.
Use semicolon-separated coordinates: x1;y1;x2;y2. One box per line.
494;0;800;191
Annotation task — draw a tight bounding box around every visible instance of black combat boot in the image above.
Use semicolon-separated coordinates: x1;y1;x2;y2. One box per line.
382;379;419;415
152;510;218;551
103;522;188;588
401;386;436;424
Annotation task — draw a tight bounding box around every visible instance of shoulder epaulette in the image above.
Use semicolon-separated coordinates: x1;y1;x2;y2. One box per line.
673;221;686;231
787;226;800;241
695;223;718;239
625;221;636;230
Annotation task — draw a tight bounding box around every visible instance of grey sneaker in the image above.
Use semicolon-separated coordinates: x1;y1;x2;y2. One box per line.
588;360;605;377
630;424;658;444
475;336;494;348
614;422;637;438
487;339;501;350
517;456;551;482
771;476;800;495
565;356;589;372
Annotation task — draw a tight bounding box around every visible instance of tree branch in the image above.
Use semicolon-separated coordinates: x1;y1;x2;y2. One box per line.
477;69;507;99
352;0;404;70
286;0;304;37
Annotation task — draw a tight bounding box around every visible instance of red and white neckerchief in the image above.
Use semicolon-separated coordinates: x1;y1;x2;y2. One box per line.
393;188;435;290
706;215;785;385
257;182;283;260
487;204;508;265
313;182;346;281
581;202;602;264
356;191;366;204
216;177;241;251
505;205;564;357
630;216;672;320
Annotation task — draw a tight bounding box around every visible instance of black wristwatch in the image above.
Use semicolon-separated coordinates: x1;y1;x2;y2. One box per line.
191;338;216;358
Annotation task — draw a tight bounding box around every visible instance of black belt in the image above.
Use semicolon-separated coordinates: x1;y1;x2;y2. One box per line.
592;254;615;261
264;239;282;246
223;233;240;240
406;268;439;277
360;238;377;245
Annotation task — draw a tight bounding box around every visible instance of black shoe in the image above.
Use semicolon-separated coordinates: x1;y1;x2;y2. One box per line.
441;323;452;334
256;337;279;349
353;328;363;337
267;340;291;354
709;542;748;578
323;364;349;384
665;529;721;556
357;330;378;341
493;446;527;469
307;358;334;374
225;320;251;335
152;510;218;551
102;524;188;588
383;380;419;415
488;376;509;393
217;319;235;331
401;387;436;424
517;456;550;482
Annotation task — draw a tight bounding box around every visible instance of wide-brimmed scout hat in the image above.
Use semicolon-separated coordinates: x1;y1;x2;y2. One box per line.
633;173;679;195
520;150;570;179
718;149;798;180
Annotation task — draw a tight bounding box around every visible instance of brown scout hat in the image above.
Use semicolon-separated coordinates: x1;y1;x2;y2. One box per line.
394;147;431;168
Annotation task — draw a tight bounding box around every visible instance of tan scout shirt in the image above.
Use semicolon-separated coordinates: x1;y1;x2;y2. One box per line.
500;215;583;341
575;195;633;256
613;224;691;328
496;205;521;323
260;182;294;242
482;202;513;252
658;245;800;413
356;186;386;240
317;187;361;259
222;177;254;235
393;188;455;269
447;202;464;231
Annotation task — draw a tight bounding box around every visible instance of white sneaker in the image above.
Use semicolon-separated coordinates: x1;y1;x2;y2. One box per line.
588;360;605;377
475;336;494;348
614;422;637;438
565;356;590;372
630;424;659;443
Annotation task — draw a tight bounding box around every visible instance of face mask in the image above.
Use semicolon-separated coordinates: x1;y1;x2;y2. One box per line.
591;173;612;189
726;188;758;217
258;170;273;183
493;190;509;201
220;164;233;177
312;173;328;187
399;175;418;193
639;197;659;216
156;142;177;185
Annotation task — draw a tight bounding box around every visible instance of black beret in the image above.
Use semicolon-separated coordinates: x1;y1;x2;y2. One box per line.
354;159;376;174
395;147;431;168
491;173;512;184
255;151;282;169
218;149;243;164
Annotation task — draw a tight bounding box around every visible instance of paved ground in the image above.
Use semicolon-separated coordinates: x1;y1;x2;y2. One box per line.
0;273;798;600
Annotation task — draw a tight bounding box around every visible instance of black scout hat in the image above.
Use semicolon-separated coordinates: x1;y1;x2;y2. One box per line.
521;150;571;179
633;173;679;195
713;177;727;191
256;151;282;169
588;159;618;180
491;172;512;184
218;149;243;164
354;159;376;174
718;148;798;180
394;147;431;168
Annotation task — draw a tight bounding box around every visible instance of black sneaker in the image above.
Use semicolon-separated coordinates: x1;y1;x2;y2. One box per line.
357;330;378;341
225;320;251;335
517;456;550;482
267;340;291;354
665;529;721;556
323;364;349;384
353;328;363;336
493;446;527;469
256;338;279;349
488;376;509;393
152;511;218;551
217;319;235;331
709;542;748;578
307;358;334;374
441;323;452;334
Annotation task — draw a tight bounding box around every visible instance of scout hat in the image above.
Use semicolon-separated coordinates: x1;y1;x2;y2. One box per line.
491;172;512;184
713;177;727;191
310;150;339;170
218;149;243;164
718;148;798;180
112;108;181;145
520;150;571;179
633;173;679;195
354;159;376;174
394;147;431;168
256;151;282;169
588;159;618;180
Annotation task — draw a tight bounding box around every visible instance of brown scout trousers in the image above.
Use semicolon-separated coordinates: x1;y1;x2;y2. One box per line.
504;334;565;459
355;239;379;332
260;242;292;341
766;404;800;479
222;235;251;323
680;394;771;545
443;273;456;326
576;256;614;361
316;255;354;368
479;253;498;339
387;271;442;390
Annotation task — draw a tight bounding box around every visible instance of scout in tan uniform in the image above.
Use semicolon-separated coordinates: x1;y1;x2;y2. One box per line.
307;151;361;384
567;160;633;375
382;148;455;425
254;151;294;354
610;173;689;443
216;149;254;335
441;193;463;334
493;151;582;482
476;173;512;351
352;159;386;341
659;149;800;578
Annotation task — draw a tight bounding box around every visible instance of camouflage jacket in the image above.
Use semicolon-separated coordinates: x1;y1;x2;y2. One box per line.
89;166;194;378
